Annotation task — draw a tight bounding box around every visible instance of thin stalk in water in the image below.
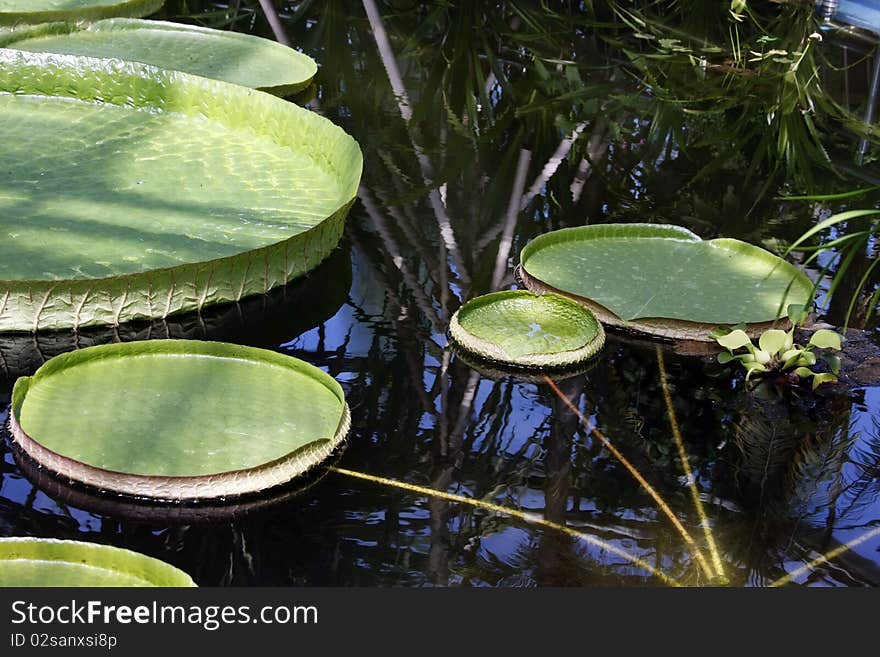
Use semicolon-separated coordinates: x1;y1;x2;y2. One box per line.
541;373;715;580
328;466;680;586
656;347;726;581
769;525;880;587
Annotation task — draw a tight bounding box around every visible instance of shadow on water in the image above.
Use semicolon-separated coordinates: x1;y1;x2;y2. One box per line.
1;0;880;586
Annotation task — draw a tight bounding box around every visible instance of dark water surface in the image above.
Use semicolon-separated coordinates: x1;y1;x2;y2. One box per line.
2;1;879;587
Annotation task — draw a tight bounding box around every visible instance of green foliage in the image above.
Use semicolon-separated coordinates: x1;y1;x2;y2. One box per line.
711;305;844;389
785;207;880;328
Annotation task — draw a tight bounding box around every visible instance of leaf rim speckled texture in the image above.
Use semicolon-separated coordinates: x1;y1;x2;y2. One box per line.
519;223;813;343
8;340;351;501
0;18;317;94
449;290;605;369
0;537;196;587
0;0;164;26
0;49;361;333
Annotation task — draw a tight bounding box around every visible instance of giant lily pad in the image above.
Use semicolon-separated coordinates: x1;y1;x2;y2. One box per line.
0;49;361;332
0;0;163;25
8;340;350;500
0;537;195;586
449;290;605;369
1;18;317;94
519;223;813;342
0;245;351;385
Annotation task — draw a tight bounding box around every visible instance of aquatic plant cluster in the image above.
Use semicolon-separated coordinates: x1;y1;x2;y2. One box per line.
1;0;879;587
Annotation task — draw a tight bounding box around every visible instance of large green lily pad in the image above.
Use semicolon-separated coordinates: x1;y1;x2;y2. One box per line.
0;0;163;25
449;290;605;369
9;340;350;500
0;537;195;586
1;18;317;94
0;49;361;332
520;223;813;342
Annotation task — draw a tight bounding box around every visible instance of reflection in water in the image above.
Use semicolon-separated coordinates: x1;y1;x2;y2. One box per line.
1;1;879;587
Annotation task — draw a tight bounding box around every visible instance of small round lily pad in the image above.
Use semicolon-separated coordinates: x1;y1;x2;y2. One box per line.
0;537;195;586
449;290;605;369
8;340;350;501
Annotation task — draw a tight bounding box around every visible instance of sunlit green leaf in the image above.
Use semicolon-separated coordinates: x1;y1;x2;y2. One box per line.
808;329;843;350
716;329;754;351
758;329;790;355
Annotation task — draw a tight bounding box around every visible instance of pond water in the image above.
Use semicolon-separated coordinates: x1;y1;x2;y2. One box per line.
1;1;879;586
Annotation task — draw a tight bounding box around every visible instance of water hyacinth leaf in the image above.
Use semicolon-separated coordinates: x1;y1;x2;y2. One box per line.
758;329;791;355
0;537;195;586
822;352;842;375
812;372;838;389
716;329;754;351
743;361;768;380
809;329;843;350
0;0;163;25
797;351;817;367
754;349;772;365
448;290;605;369
782;349;806;369
0;50;361;332
794;366;816;378
1;19;317;94
717;351;737;364
520;224;812;341
8;340;351;500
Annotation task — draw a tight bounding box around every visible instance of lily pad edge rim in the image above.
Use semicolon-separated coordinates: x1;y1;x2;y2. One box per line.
8;340;351;502
0;0;165;27
0;17;318;95
0;49;362;332
449;290;606;369
0;536;197;587
519;222;808;342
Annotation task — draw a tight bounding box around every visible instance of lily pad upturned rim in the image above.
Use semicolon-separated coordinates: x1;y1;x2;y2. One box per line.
0;537;196;587
8;340;351;502
454;348;600;384
0;18;318;95
449;290;606;370
0;0;164;26
519;223;812;343
11;439;345;525
0;49;362;333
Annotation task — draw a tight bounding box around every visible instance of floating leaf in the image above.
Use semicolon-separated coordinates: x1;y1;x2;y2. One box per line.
2;18;317;94
520;224;811;341
9;340;351;500
0;0;163;25
822;352;842;375
758;329;790;355
809;329;843;350
796;351;817;367
448;291;605;368
754;349;772;365
812;373;838;389
0;50;362;332
716;329;754;351
744;362;768;380
0;538;195;587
